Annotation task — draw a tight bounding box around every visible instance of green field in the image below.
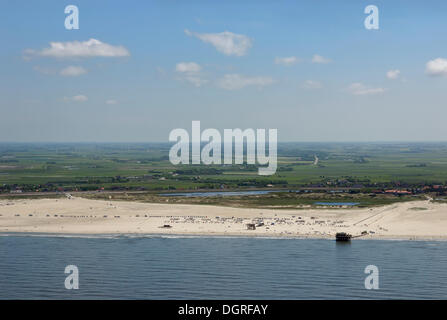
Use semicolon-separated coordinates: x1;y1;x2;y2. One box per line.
1;142;447;193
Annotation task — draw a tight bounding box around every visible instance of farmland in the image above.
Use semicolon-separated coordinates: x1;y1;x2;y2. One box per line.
0;142;446;207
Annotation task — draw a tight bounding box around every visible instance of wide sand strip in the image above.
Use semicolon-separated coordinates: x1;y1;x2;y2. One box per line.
0;197;446;240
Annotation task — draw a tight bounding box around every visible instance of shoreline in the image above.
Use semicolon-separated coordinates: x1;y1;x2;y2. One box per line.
1;231;446;241
1;197;446;241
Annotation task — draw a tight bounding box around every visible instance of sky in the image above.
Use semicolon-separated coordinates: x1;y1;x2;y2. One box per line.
1;0;447;142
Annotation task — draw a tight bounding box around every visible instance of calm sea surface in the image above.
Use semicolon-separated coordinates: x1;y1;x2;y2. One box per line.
0;234;446;299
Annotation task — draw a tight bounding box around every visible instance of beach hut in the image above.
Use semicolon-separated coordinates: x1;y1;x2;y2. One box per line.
246;223;256;230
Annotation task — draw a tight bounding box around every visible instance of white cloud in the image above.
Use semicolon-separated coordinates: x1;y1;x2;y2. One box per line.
185;29;252;56
60;66;87;76
216;74;275;90
275;56;299;66
175;62;202;73
25;39;130;59
64;95;88;102
312;54;331;64
386;69;400;79
175;62;207;87
105;99;118;105
347;83;386;95
426;58;447;76
302;80;322;89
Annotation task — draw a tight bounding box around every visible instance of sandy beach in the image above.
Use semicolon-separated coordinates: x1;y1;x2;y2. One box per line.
0;197;446;240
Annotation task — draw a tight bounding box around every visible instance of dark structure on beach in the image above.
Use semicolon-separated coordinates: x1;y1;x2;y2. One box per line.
335;232;352;241
246;223;256;230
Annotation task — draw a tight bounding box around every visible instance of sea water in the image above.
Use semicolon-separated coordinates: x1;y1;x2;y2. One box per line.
0;235;446;299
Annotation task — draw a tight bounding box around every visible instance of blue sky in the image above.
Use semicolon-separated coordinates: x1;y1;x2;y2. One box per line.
1;0;447;142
